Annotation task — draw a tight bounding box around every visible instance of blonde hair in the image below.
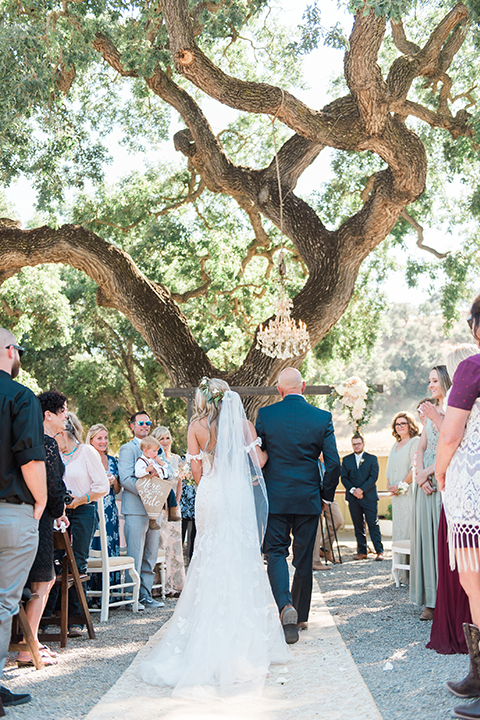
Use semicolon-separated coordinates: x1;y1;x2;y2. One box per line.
65;411;83;443
151;426;171;442
446;344;479;379
86;423;108;448
191;378;230;454
140;435;161;452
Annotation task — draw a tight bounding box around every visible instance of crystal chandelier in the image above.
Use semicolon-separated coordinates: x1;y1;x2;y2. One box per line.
256;113;311;360
256;287;310;359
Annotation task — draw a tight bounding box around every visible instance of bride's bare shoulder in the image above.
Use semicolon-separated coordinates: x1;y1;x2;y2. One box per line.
188;419;215;451
189;419;209;437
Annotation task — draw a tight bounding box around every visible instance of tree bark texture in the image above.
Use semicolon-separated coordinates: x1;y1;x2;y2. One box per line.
0;3;474;413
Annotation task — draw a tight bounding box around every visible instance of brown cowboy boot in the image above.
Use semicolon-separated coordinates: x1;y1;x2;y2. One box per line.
453;698;480;719
448;624;480;698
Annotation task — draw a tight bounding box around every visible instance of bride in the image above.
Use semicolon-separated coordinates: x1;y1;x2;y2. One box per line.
137;378;290;698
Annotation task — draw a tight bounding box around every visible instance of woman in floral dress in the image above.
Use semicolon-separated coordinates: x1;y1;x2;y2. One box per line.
86;424;121;589
152;426;186;595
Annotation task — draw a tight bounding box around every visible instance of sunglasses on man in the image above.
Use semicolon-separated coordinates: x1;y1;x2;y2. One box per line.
136;420;152;427
5;344;25;357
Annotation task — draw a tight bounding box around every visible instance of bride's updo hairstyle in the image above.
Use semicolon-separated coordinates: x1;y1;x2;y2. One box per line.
191;377;230;454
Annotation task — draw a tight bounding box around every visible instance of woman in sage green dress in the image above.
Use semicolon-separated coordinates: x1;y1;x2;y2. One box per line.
385;411;420;584
410;366;451;620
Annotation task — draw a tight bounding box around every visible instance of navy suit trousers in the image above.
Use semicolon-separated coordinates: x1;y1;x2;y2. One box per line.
263;513;319;623
348;499;383;555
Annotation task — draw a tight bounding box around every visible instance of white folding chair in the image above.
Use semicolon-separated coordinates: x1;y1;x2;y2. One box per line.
87;497;141;621
152;549;167;601
391;539;411;587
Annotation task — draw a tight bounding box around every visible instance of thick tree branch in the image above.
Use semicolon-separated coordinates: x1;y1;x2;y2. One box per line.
390;19;420;55
0;224;215;386
400;100;473;138
92;33;139;77
161;0;366;148
260;134;326;194
387;3;469;107
344;10;388;135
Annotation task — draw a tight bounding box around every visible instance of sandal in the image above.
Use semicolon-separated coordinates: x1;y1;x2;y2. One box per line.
16;650;58;668
39;644;57;658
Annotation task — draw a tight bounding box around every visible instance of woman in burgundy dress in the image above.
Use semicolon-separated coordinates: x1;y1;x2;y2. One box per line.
436;300;480;720
426;345;478;655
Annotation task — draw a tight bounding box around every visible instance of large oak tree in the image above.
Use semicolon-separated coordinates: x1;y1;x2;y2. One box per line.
0;0;478;413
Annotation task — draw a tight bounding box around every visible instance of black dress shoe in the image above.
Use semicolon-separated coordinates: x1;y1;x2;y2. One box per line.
0;686;32;707
280;605;299;644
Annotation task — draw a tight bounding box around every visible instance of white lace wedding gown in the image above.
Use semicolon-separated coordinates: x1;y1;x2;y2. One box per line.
137;392;289;699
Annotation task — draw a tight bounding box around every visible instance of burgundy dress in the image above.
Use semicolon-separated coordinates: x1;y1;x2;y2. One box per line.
426;506;471;653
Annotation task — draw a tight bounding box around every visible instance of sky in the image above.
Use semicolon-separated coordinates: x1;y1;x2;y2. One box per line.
3;0;460;306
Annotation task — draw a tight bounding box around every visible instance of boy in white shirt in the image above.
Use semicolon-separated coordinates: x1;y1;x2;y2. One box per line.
135;436;170;529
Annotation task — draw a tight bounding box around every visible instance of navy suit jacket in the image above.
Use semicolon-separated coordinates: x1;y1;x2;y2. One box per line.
341;452;379;504
255;394;340;515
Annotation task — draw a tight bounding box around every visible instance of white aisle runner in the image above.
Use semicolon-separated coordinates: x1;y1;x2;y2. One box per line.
85;575;383;720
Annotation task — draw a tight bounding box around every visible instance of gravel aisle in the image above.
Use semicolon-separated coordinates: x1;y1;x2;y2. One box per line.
3;602;175;720
3;542;473;720
315;542;468;720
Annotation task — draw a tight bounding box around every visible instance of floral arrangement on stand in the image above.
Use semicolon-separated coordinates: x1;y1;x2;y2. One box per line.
327;376;378;432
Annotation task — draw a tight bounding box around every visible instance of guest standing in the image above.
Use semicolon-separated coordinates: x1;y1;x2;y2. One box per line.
341;434;383;561
427;345;478;656
118;411;168;610
385;412;420;583
86;424;121;591
16;391;69;667
410;365;451;621
152;426;185;595
179;462;197;563
55;412;109;635
436;301;480;718
0;330;46;711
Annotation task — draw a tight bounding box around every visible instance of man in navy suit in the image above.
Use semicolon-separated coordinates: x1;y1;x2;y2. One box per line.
256;368;340;644
341;434;383;561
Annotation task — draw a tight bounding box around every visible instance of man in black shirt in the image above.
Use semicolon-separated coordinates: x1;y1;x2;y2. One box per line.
0;328;47;711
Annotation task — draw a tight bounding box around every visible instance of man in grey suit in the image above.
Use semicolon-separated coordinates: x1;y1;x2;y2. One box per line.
118;411;168;609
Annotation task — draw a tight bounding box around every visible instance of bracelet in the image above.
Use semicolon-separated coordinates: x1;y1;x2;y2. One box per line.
85;493;90;503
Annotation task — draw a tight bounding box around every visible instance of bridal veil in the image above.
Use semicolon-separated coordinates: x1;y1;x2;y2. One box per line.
137;390;289;698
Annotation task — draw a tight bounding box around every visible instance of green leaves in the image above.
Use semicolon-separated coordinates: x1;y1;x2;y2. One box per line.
287;1;349;56
348;0;411;21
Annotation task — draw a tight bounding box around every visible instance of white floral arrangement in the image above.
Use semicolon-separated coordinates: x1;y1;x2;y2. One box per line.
397;480;409;495
327;376;377;431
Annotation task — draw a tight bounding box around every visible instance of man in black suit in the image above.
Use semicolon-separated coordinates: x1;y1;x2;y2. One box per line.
256;368;340;644
341;434;383;561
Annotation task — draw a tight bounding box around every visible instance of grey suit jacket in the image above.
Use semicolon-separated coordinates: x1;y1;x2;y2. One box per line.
118;438;170;515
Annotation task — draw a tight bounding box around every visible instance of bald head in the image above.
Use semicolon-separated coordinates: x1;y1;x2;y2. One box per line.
0;327;21;377
277;367;305;398
0;328;16;348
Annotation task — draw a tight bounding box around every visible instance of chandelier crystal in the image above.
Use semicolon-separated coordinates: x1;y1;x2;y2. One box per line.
256;290;310;359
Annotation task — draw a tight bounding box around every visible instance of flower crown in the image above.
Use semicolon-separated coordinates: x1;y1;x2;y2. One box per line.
199;377;225;408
